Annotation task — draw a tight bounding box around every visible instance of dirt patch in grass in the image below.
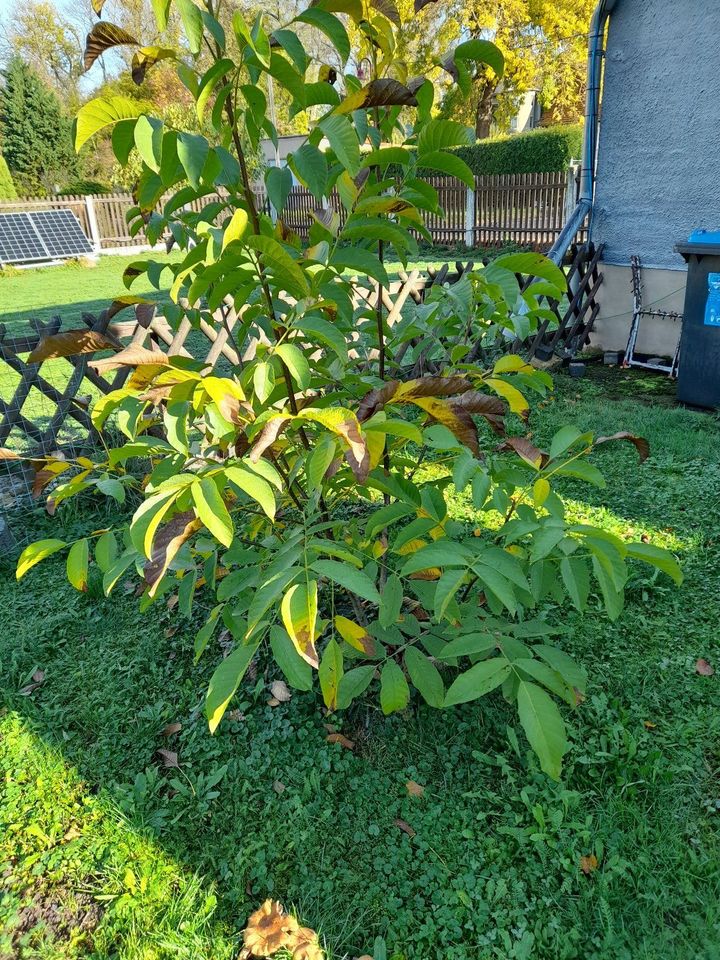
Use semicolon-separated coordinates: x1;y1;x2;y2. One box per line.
2;876;104;958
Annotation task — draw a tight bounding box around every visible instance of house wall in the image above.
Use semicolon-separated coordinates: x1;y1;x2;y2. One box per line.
590;0;720;352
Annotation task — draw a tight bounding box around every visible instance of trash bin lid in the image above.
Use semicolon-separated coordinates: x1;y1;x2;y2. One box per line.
688;229;720;245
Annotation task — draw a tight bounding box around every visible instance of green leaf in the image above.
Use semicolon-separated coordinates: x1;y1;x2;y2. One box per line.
76;96;144;150
295;8;350;63
253;360;275;403
290;143;328;200
560;556;590;611
94;531;118;573
269;625;313;691
306;435;336;492
130;489;178;558
318;114;360;176
330;247;389;286
102;549;138;596
454;38;505;78
380;660;410;715
436;632;497;660
275;343;310;390
379;574;403;628
66;539;89;592
549;425;585;460
492;252;567;293
246;235;310;300
16;539;67;580
404;646;444;707
192;478;233;547
433;568;466;622
417;150;474;189
417;118;474;153
151;0;171;31
400;541;470;577
225;465;276;520
337;664;375;709
133;116;163;173
533;644;587;693
310;559;381;605
319;637;344;709
625;542;683;585
444;658;510;706
177;132;209;188
281;579;319;667
176;0;204;54
265;165;293;214
294;316;347;360
205;639;260;733
517;680;568;780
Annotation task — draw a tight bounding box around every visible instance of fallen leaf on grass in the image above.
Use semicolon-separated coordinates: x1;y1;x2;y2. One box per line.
19;669;46;695
226;709;244;722
394;818;416;838
270;680;292;702
326;733;355;750
580;854;598;874
273;780;286;794
643;720;656;730
63;825;82;841
156;748;179;768
267;697;281;707
166;594;178;611
161;722;182;736
405;780;425;797
696;658;715;676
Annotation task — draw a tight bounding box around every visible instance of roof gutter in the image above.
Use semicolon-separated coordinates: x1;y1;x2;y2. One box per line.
548;0;618;264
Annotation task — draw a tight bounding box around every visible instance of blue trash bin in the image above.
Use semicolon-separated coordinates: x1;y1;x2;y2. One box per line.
676;230;720;408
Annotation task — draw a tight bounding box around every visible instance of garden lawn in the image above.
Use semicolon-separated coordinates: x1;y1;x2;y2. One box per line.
1;369;719;960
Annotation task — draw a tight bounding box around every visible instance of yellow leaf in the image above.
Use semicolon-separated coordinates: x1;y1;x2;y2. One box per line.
533;477;550;507
334;615;376;656
366;427;386;470
281;581;319;668
222;208;249;249
493;354;532;375
487;377;529;416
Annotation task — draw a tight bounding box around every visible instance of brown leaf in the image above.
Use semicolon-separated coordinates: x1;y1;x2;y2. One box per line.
394;817;416;838
156;748;179;768
161;722;182;736
414;0;439;10
580;854;598;875
501;436;548;468
405;780;425;797
326;733;355;750
273;780;286;794
249;415;292;463
0;447;21;460
84;22;139;72
27;329;115;363
243;900;298;957
336;78;418;115
143;511;201;596
270;680;292;702
695;658;715;676
595;432;650;463
19;669;46;696
90;344;169;373
131;46;176;85
371;0;400;24
450;390;507;435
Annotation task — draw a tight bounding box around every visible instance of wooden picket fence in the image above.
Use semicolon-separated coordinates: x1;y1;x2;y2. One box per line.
0;169;580;254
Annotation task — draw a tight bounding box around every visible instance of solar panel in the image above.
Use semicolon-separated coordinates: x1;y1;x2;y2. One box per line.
0;208;94;265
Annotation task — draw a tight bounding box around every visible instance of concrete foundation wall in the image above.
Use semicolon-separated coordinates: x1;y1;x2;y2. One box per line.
591;264;686;355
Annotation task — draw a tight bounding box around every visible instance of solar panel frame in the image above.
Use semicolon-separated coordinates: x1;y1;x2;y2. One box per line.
0;208;94;265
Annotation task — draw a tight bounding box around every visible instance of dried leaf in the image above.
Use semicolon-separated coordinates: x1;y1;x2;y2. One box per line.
501;436;548;468
0;448;21;460
144;511;201;596
595;431;650;463
63;824;83;841
90;344;169;373
19;669;46;696
84;22;139;72
394;817;416;838
326;733;355;750
580;854;598;875
273;780;286;794
161;722;182;736
27;330;115;363
270;680;292;702
156;748;179;768
267;697;281;707
643;720;656;730
696;658;715;676
405;780;425;797
243;900;299;957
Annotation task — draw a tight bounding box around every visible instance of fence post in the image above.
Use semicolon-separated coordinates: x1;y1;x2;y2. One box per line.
84;194;102;254
563;162;580;224
464;181;475;248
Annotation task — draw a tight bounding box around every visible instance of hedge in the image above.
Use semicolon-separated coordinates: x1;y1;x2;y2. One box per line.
454;124;583;176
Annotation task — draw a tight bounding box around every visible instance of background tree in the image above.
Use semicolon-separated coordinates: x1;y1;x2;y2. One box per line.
438;0;594;137
0;152;17;199
0;56;78;195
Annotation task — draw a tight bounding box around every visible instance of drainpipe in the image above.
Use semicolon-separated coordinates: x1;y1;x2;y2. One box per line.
547;0;618;264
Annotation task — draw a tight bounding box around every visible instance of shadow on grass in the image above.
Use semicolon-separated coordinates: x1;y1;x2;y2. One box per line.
0;292;171;335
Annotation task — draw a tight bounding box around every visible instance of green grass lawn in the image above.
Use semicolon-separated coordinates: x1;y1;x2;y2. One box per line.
1;371;719;960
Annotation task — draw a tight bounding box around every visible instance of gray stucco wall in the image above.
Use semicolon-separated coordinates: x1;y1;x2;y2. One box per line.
591;0;720;271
